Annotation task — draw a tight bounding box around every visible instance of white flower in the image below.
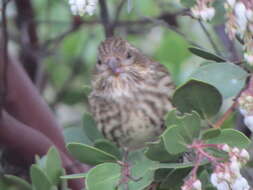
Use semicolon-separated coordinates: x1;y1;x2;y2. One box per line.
191;6;215;21
240;149;250;161
244;53;253;65
244;115;253;131
229;159;241;175
211;173;230;190
231;176;250;190
69;0;97;16
221;144;230;152
227;0;236;7
192;179;202;190
234;2;247;33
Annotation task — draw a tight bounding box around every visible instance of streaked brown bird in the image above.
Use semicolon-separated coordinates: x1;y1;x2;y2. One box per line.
88;37;174;149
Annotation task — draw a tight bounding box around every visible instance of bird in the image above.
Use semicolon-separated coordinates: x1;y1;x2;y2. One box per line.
88;37;174;149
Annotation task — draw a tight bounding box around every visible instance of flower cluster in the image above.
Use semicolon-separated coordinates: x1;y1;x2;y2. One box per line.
68;0;97;16
224;0;253;65
238;91;253;131
181;142;250;190
191;0;216;21
210;144;250;190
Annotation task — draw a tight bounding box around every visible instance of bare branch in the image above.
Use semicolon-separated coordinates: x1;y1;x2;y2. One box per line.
0;0;10;118
99;0;113;37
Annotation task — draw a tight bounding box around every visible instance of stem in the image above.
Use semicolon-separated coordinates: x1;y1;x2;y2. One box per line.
99;0;113;37
214;100;238;128
0;0;10;118
199;20;221;56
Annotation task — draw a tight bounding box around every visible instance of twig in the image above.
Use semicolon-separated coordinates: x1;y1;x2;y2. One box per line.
112;0;127;30
99;0;113;37
0;0;10;118
199;20;221;56
214;101;238;129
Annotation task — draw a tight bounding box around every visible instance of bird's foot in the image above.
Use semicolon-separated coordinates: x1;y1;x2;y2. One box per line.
115;160;142;190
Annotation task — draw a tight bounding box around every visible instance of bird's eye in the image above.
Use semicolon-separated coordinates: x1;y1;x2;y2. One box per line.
127;52;132;59
97;59;102;65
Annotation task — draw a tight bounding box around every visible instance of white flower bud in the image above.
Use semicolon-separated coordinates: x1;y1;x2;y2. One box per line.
244;53;253;65
231;176;250;190
192;179;202;190
240;149;250;161
227;0;236;7
222;144;231;152
244;115;253;132
230;160;241;175
211;173;219;186
211;173;230;190
232;147;240;154
239;108;248;116
235;2;247;33
200;7;215;21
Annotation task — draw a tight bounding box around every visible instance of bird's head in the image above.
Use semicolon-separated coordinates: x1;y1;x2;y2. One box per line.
92;37;152;99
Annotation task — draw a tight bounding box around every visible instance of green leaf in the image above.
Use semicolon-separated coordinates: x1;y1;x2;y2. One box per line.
30;165;52;190
151;162;195;170
127;149;157;190
155;31;191;84
86;163;121;190
191;62;248;98
165;110;201;138
94;139;122;160
144;140;180;162
45;147;62;185
61;173;87;179
160;168;192;189
83;113;104;142
201;128;221;140
207;129;251;148
189;47;226;62
63;126;93;145
67;143;118;165
4;175;32;190
173;80;222;118
162;125;188;154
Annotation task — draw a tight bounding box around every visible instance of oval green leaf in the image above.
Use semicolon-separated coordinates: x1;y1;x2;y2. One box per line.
94;139;122;159
30;165;52;190
4;175;32;190
207;129;251;148
86;163;121;190
201;128;221;140
46;147;62;185
83;113;104;142
67;143;118;165
191;62;248;98
162;125;188;154
172;80;222;118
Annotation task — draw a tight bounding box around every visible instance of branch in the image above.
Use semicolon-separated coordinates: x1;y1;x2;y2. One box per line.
0;0;10;118
99;0;113;37
14;0;41;85
0;111;85;190
112;0;127;30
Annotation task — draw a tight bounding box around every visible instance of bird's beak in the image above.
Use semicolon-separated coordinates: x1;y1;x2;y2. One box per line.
106;58;122;75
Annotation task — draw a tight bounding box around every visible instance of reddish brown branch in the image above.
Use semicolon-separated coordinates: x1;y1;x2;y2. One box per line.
14;0;40;83
0;0;10;118
0;111;84;189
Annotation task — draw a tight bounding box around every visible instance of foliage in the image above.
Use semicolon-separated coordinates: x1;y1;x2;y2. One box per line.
1;0;253;189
